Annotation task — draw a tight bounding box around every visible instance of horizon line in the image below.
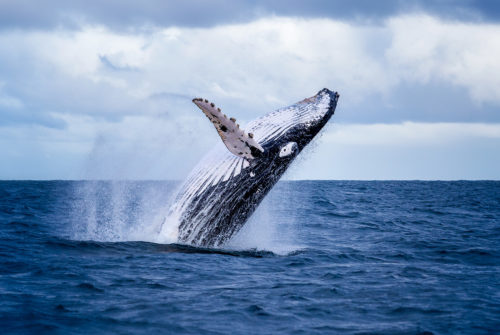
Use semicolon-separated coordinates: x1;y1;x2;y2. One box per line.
0;179;498;182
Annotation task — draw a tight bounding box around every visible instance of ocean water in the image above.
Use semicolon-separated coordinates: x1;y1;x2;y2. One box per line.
0;180;499;334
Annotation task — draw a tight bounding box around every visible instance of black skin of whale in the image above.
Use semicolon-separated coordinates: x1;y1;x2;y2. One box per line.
178;88;339;247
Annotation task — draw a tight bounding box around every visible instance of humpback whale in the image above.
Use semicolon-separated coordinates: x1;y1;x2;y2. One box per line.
159;88;339;247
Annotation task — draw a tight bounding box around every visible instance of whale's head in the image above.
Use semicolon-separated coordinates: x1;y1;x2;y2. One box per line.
248;88;339;163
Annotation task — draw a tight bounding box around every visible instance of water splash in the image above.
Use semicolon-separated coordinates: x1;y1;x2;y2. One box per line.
227;182;304;255
69;131;306;252
68;179;302;255
68;89;334;251
69;181;176;243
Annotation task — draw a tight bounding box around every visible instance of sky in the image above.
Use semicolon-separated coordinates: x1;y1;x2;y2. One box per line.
0;0;499;180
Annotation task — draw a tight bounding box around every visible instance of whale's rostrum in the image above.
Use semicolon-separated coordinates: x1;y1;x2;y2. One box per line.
158;88;339;247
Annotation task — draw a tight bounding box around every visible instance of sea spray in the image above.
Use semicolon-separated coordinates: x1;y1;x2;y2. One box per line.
69;144;305;251
227;180;303;255
69;180;177;242
68;89;336;249
68;113;197;243
68;178;301;254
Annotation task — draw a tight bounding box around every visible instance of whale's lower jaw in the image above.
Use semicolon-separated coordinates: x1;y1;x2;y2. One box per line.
164;88;339;248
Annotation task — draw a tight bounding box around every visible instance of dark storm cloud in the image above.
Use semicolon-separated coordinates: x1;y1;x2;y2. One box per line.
1;0;499;31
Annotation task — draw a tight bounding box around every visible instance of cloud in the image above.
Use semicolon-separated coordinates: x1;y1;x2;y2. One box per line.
290;122;500;180
1;15;500;128
1;14;499;179
1;1;500;32
0;110;215;179
1;119;499;180
387;15;500;106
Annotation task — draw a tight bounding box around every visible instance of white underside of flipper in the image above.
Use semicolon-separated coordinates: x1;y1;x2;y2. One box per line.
193;98;264;160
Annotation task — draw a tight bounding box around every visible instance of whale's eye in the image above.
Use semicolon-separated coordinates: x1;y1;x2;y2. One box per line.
279;142;298;158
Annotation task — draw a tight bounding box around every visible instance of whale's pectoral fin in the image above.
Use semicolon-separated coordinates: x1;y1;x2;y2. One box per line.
193;98;264;160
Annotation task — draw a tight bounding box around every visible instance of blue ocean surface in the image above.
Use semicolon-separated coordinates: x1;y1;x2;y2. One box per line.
0;180;499;334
